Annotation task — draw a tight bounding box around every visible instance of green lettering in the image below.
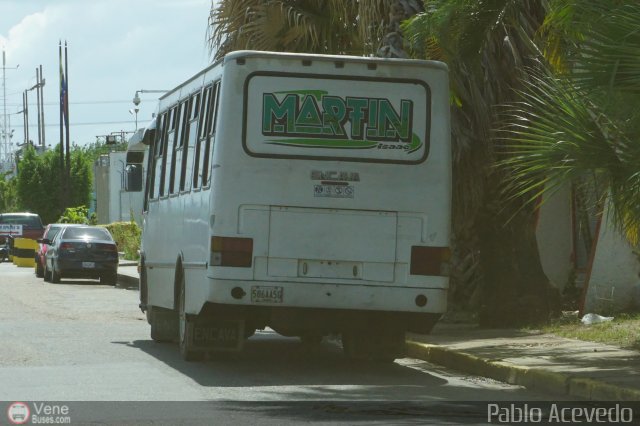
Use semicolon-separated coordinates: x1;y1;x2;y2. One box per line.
295;95;324;135
263;93;297;134
378;99;412;142
366;99;379;138
346;98;368;140
322;96;347;137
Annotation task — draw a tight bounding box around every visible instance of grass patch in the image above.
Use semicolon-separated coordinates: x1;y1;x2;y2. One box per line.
541;313;640;350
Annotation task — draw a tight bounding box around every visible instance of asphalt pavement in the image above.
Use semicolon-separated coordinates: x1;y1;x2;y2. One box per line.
117;260;640;401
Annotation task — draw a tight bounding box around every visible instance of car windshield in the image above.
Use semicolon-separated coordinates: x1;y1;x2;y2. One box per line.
62;227;112;241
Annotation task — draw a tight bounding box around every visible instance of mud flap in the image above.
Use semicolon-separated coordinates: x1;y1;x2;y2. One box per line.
192;319;245;352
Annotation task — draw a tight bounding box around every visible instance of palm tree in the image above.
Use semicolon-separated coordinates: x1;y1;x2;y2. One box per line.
497;1;640;245
208;1;378;59
403;0;562;325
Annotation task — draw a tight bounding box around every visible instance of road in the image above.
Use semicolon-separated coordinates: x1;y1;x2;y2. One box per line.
0;261;559;425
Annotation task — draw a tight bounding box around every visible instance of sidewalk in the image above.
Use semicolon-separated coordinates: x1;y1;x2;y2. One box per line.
408;324;640;401
116;258;139;288
111;262;640;401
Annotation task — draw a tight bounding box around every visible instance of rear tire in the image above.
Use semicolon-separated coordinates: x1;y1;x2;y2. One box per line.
43;263;51;282
51;265;61;283
35;261;44;278
178;273;204;362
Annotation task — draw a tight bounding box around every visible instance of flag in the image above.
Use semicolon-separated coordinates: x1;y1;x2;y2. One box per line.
59;48;68;128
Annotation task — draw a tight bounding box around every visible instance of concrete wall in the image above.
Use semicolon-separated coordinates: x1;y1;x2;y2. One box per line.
583;206;640;313
536;184;574;291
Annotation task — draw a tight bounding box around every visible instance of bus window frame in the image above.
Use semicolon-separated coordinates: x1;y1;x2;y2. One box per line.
201;81;220;190
179;91;201;194
168;101;186;196
158;109;173;199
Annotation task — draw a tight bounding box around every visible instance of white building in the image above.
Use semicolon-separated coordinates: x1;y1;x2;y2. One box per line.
93;148;146;226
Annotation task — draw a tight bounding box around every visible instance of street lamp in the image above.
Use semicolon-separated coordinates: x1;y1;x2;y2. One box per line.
131;89;168;132
129;107;139;131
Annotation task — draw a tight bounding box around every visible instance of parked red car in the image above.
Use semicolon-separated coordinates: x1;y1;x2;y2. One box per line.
35;224;80;278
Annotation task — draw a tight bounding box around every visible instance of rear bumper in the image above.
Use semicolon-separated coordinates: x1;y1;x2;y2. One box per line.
55;259;118;277
189;277;447;334
202;277;447;312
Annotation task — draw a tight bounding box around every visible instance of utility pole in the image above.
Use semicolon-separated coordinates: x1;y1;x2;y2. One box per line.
23;90;29;145
27;66;46;147
2;49;19;170
38;65;45;147
35;67;42;146
2;50;6;165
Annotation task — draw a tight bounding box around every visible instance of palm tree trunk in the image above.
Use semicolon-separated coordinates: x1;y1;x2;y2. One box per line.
377;0;424;58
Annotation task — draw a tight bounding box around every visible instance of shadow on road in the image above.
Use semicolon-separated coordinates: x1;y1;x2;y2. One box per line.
113;331;540;422
120;330;448;393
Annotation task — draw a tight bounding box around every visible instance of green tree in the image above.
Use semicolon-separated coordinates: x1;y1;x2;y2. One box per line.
0;171;19;212
403;0;560;324
16;145;93;224
209;0;397;59
58;205;91;224
498;1;640;245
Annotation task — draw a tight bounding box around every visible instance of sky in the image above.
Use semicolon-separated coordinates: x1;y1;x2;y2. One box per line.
0;0;213;157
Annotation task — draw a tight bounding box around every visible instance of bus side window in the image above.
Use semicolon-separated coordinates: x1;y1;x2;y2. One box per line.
164;105;178;195
193;85;212;189
144;115;162;211
148;113;165;201
158;110;172;197
169;101;187;195
181;93;200;192
201;82;220;188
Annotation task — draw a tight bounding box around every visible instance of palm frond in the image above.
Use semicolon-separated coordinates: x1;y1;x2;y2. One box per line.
497;65;640;241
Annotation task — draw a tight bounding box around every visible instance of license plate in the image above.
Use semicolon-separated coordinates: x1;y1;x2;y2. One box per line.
82;262;95;268
251;286;283;303
193;320;243;350
313;184;354;198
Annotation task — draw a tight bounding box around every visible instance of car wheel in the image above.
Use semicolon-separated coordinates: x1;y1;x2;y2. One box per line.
51;265;61;283
178;272;204;362
43;263;51;282
35;261;44;278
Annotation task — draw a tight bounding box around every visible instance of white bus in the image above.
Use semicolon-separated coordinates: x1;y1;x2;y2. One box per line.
137;51;451;362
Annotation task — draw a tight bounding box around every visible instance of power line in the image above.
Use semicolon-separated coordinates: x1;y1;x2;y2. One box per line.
11;120;137;128
1;98;159;107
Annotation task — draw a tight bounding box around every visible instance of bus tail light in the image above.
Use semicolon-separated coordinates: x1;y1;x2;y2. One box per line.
410;246;451;276
210;236;253;267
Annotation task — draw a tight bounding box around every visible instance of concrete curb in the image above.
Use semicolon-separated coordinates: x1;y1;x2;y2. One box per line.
116;272;138;288
407;341;640;401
